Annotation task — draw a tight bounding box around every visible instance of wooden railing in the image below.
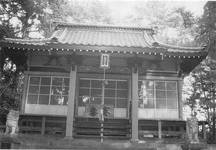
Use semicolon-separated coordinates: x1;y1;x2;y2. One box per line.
138;120;186;139
74;117;131;139
1;115;207;141
18;115;66;136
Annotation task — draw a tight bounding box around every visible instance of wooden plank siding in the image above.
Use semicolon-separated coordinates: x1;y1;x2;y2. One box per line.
73;117;131;139
20;48;184;139
138;120;186;139
18;115;66;136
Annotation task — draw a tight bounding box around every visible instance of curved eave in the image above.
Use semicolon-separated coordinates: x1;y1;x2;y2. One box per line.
180;56;206;75
46;43;207;56
152;36;205;50
0;39;207;58
0;41;49;50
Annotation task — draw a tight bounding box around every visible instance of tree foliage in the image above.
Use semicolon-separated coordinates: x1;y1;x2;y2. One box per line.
184;2;216;143
120;1;199;46
0;0;45;38
198;2;216;58
184;58;216;142
40;0;112;37
0;0;112;38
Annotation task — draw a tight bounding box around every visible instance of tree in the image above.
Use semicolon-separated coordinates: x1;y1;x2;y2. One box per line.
0;0;44;124
0;0;44;38
0;0;112;38
198;2;216;59
61;0;112;24
184;2;216;143
121;1;199;47
184;58;216;143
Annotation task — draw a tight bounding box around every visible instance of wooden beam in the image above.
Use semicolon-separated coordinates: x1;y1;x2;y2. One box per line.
131;67;139;142
158;120;162;139
128;78;132;118
41;116;46;135
24;71;69;77
21;74;28;114
178;79;183;120
27;52;31;71
65;65;77;138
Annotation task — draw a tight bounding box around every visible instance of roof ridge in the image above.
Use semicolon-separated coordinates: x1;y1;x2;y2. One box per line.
4;37;51;42
54;22;154;32
65;28;146;34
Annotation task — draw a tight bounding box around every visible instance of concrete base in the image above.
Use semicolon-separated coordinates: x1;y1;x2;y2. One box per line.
0;134;21;149
64;136;74;140
130;139;139;143
181;142;207;150
1;133;213;149
157;144;182;150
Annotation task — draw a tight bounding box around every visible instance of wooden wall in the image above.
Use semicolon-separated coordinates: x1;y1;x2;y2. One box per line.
22;52;181;120
28;52;178;74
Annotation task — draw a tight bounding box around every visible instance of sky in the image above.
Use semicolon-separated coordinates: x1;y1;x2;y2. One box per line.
103;0;206;21
168;1;206;16
103;0;206;13
30;0;207;38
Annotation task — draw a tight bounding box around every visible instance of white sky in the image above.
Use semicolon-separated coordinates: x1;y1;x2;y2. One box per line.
167;1;206;16
30;0;207;38
103;0;206;20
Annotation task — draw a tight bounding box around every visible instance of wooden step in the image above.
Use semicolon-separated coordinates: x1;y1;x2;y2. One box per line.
74;129;129;135
75;118;130;123
74;123;130;129
74;134;130;140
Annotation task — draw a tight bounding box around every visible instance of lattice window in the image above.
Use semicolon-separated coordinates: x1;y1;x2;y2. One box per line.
78;79;128;108
138;80;178;109
27;76;69;105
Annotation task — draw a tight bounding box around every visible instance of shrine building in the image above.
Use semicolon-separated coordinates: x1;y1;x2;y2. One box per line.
0;23;207;140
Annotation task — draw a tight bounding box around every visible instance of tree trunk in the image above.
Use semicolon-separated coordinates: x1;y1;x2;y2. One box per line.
213;90;216;142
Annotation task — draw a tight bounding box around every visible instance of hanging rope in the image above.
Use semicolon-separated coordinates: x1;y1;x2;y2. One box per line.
100;68;106;143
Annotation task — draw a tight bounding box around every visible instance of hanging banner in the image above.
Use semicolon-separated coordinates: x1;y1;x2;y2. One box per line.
100;53;110;68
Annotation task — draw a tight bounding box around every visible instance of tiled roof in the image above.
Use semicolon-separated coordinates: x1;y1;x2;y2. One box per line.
4;38;50;45
50;28;155;48
1;23;207;56
50;23;205;51
50;23;155;48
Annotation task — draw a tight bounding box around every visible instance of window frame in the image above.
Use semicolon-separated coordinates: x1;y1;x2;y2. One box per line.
78;78;129;109
26;75;70;105
138;80;178;110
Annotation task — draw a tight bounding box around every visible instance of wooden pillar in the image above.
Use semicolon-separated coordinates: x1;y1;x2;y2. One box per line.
158;120;162;139
178;79;183;120
131;67;139;142
180;126;185;139
66;65;77;138
21;73;29;114
41;116;46;135
128;78;132;118
0;47;2;77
